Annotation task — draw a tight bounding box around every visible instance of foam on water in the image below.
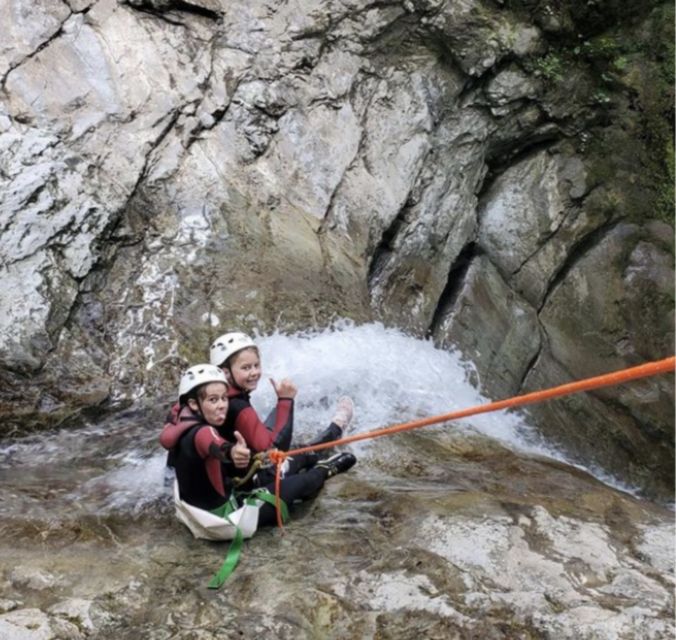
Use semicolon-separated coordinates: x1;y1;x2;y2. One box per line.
253;321;553;456
82;452;169;514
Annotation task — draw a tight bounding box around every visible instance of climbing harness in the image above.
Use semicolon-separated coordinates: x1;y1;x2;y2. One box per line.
232;451;266;488
207;488;289;589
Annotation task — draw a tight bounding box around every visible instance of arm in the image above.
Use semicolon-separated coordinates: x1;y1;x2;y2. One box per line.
233;398;294;452
159;403;199;450
194;428;251;469
194;427;251;499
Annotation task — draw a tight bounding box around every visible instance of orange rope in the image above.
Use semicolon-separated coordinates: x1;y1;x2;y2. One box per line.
268;356;675;530
268;450;286;529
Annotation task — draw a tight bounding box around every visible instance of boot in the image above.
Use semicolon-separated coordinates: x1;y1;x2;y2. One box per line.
316;452;357;478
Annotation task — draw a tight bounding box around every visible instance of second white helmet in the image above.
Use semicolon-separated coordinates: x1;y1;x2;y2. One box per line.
210;332;257;367
178;364;228;400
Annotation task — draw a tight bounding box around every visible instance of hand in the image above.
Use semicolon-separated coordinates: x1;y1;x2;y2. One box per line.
230;431;251;469
270;377;297;399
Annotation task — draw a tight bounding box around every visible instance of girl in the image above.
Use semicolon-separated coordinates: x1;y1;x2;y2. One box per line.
209;331;354;453
159;364;250;511
160;363;357;526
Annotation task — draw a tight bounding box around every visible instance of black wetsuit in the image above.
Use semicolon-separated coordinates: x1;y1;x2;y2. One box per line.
226;386;294;452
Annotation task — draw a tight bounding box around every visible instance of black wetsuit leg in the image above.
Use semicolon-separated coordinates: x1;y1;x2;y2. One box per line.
254;453;319;487
294;422;343;457
304;422;342;446
257;467;329;527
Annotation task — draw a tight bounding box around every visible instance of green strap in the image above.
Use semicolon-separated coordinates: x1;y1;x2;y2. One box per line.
207;526;244;589
245;488;290;523
209;493;239;519
206;489;289;589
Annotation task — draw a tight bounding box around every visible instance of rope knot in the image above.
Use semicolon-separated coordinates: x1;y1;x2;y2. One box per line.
268;449;287;465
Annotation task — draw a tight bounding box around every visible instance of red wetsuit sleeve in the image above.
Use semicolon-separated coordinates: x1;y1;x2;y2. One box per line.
234;398;293;452
193;426;235;499
159;403;198;449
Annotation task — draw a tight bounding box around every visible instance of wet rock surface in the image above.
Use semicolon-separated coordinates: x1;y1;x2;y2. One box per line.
1;327;673;638
0;417;673;640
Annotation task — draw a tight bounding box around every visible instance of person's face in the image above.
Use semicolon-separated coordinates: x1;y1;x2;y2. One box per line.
189;382;229;426
228;348;261;392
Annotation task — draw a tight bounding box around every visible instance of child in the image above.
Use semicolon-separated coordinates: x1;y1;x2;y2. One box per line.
160;364;250;511
161;363;357;525
209;331;354;453
160;363;356;588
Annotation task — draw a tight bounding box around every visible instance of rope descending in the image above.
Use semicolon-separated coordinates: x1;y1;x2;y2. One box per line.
266;356;675;531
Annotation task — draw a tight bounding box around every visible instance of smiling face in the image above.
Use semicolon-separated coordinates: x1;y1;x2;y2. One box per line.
188;381;229;426
227;347;261;392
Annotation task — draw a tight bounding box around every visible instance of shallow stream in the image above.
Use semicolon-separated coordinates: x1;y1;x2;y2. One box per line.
0;323;673;639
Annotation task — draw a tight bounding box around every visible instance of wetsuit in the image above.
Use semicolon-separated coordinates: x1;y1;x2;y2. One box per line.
227;386;343;454
160;405;332;521
160;387;342;471
160;402;189;470
158;394;292;471
162;405;239;511
249;456;329;527
226;386;294;452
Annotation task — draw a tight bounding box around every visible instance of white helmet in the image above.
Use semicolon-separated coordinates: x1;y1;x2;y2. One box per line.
178;364;228;400
209;332;257;367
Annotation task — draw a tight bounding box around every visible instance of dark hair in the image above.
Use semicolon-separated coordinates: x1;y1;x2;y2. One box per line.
179;381;226;407
179;387;197;407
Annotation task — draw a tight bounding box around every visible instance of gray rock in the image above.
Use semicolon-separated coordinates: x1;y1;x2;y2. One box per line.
9;567;58;591
525;223;674;496
478;149;595;307
432;255;541;398
0;0;71;79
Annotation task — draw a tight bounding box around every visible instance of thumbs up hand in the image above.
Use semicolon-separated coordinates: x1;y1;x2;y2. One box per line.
230;431;251;468
270;377;297;399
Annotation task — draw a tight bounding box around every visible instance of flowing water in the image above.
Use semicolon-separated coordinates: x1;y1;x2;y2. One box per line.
0;321;631;520
0;322;673;639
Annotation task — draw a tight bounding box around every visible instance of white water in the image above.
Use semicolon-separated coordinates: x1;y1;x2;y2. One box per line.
0;321;640;516
252;320;550;456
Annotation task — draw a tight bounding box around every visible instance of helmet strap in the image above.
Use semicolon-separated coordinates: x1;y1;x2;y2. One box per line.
223;365;245;393
187;395;204;418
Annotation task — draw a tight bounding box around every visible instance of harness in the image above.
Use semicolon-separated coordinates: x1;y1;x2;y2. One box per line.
231;451;266;488
206;487;289;589
171;413;291;588
171;447;289;589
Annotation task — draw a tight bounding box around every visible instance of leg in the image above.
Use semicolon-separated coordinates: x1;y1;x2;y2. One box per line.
300;422;342;448
257;468;328;527
295;396;355;453
254;452;319;487
256;453;357;527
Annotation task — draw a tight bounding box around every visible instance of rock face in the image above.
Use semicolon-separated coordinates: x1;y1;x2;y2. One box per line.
0;0;673;496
